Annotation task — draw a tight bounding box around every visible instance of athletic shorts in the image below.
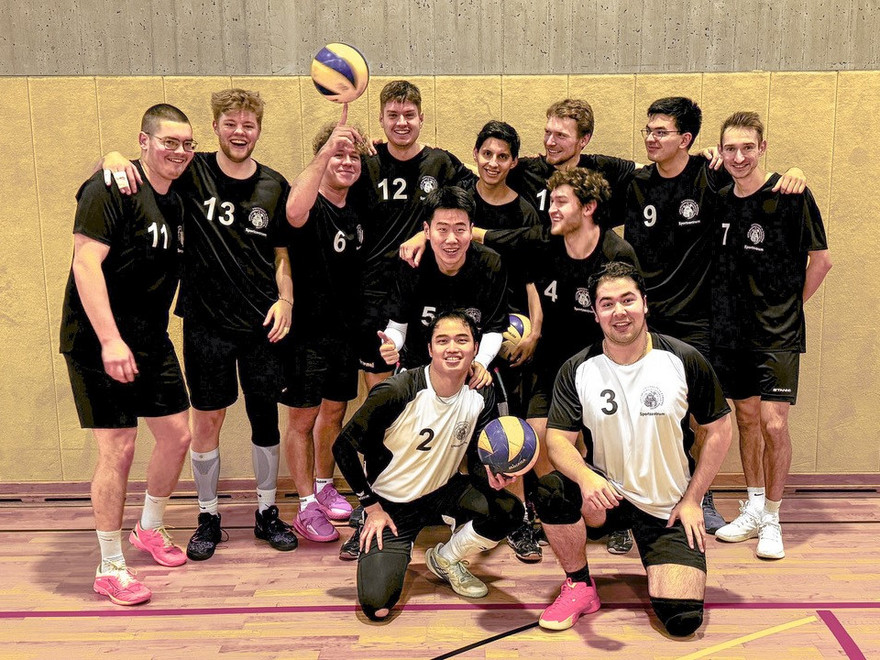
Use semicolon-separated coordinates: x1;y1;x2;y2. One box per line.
648;319;711;361
280;337;359;408
712;348;800;404
356;287;392;373
536;470;706;573
183;319;284;411
526;363;562;419
64;339;189;429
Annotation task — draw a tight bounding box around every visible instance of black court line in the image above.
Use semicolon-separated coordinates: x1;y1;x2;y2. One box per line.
430;620;539;660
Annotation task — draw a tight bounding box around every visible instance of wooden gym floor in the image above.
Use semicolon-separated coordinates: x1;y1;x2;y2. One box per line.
0;489;877;659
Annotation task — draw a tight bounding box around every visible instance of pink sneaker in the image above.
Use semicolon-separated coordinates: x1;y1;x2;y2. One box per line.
315;483;353;521
93;562;152;606
293;501;340;542
129;522;187;567
539;578;601;631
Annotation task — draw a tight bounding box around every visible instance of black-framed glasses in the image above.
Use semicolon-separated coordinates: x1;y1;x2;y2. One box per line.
146;133;198;152
640;128;682;139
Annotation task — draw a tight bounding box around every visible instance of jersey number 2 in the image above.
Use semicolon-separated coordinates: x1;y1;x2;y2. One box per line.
416;428;435;451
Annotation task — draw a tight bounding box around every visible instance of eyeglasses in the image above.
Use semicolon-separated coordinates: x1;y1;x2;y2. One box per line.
146;133;198;152
640;128;682;139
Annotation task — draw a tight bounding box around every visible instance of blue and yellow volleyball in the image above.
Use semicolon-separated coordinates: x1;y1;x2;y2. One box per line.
477;416;540;477
310;43;370;103
499;313;532;361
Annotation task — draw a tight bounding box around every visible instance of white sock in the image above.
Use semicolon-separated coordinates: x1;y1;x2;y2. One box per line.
315;478;333;493
140;492;169;530
199;496;219;516
438;521;498;563
300;494;317;511
747;487;765;512
763;499;781;519
257;488;277;512
96;530;125;570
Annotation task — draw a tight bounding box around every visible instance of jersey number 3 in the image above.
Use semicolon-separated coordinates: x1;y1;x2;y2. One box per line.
600;389;618;415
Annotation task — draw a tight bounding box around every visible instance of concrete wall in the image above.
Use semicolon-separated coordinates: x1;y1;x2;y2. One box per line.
0;72;877;482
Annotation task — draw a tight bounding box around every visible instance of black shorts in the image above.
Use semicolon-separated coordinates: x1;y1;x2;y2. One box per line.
356;287;391;373
526;364;560;419
648;319;711;361
64;340;189;429
712;348;800;404
183;319;283;411
535;471;706;573
280;337;359;408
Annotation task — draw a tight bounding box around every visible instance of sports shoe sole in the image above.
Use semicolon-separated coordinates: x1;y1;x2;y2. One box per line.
539;596;601;630
715;528;759;543
293;516;339;543
93;580;151;606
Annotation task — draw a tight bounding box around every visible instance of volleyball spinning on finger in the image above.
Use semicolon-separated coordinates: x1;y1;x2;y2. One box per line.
477;416;540;477
311;43;370;103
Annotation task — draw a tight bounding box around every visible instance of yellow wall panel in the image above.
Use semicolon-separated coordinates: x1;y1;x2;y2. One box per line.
501;75;568;158
435;76;502;163
568;75;636;161
0;78;62;480
700;72;771;149
818;71;880;472
95;77;166;158
633;74;703;155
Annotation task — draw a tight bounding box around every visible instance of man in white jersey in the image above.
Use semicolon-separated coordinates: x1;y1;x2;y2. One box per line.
333;311;522;621
533;261;731;637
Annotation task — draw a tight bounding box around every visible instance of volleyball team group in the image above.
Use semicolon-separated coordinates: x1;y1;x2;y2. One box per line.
60;79;831;637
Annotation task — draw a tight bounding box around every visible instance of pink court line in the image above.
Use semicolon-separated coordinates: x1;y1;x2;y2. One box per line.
818;610;867;660
1;601;879;619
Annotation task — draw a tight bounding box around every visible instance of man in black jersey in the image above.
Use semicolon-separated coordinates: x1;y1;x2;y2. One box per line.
333;311;522;621
379;187;508;388
712;112;831;560
102;89;297;560
622;97;807;539
281;110;367;543
533;262;731;637
61;104;194;605
353;80;475;388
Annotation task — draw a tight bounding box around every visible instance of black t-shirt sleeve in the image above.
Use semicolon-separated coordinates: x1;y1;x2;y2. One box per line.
481;253;510;333
705;161;733;193
331;379;409;507
547;355;585;432
800;187;828;252
683;347;731;425
268;180;292;248
448;152;478;188
73;175;125;246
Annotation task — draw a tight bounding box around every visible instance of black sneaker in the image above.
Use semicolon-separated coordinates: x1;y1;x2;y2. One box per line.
254;505;298;551
606;528;633;554
339;523;361;561
348;505;364;529
507;521;542;563
186;512;226;561
702;490;727;534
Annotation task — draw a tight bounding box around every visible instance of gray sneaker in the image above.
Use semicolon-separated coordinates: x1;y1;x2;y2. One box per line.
702;491;727;534
425;542;488;598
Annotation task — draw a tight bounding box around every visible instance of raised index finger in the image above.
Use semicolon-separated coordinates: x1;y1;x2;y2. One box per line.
338;103;349;126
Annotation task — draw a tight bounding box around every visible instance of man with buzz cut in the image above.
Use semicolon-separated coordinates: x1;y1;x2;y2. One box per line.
333;310;522;621
534;261;731;637
711;111;831;560
352;80;475;389
61;103;194;605
102;89;297;560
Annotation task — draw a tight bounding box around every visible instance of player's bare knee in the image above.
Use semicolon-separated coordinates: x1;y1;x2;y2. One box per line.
650;597;704;637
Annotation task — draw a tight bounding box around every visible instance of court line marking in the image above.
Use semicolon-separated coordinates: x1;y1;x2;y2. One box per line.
1;601;879;619
675;615;818;660
430;621;538;660
817;609;867;660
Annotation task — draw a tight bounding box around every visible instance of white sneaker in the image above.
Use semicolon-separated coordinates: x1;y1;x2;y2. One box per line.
715;501;761;542
756;516;785;559
425;542;488;598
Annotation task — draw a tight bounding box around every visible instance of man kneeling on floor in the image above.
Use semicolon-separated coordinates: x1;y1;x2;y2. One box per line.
332;310;522;620
534;262;732;636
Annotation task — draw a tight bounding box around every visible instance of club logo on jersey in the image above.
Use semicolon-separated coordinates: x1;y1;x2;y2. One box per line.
356;224;365;248
452;421;470;447
249;207;270;230
746;223;765;251
575;288;592;310
640;386;665;415
464;308;482;324
678;199;700;225
419;176;439;194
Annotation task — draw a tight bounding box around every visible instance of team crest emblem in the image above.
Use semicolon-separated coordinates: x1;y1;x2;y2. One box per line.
249;207;269;229
747;223;765;245
679;199;699;219
356;224;364;247
452;422;470;447
177;225;184;248
464;308;482;324
575;288;591;308
641;386;664;410
419;176;439;193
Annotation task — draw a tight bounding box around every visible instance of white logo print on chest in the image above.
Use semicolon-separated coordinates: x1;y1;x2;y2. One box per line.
678;199;700;226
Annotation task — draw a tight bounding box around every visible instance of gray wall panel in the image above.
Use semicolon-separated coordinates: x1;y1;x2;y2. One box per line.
1;1;878;75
